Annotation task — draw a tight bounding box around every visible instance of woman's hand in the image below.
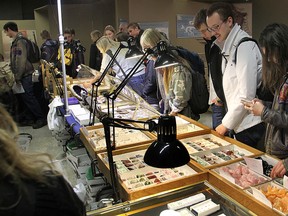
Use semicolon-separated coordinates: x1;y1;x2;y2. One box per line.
270;160;287;178
242;98;264;116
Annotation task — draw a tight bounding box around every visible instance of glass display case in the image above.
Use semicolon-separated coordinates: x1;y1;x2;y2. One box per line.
87;181;253;216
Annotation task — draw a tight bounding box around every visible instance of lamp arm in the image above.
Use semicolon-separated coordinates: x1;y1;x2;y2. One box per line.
102;120;120;202
98;108;157;203
108;49;153;100
89;43;127;125
103;117;157;132
94;43;126;87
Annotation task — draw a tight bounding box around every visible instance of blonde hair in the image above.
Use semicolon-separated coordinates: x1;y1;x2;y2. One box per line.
104;25;116;40
104;25;116;33
90;30;102;42
96;36;121;53
140;28;191;93
140;28;169;50
0;104;57;184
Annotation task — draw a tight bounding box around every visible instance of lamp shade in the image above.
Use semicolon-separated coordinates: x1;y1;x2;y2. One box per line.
154;41;179;69
125;37;143;59
144;115;190;168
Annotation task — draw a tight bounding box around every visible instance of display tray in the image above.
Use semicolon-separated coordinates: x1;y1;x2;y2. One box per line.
102;105;159;120
182;132;262;169
80;125;156;159
242;154;279;178
87;181;254;216
211;161;271;189
141;114;210;139
97;146;207;201
245;181;288;215
208;171;279;215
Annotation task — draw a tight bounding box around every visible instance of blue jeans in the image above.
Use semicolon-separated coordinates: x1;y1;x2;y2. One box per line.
211;103;226;129
128;74;145;96
20;75;45;120
234;122;265;149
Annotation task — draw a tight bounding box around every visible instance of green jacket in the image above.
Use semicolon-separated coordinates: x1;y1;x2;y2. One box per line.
10;33;34;82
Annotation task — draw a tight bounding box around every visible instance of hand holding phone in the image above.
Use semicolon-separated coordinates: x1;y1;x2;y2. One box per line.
240;98;253;107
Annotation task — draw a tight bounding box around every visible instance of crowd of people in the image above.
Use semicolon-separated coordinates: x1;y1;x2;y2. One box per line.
0;2;288;213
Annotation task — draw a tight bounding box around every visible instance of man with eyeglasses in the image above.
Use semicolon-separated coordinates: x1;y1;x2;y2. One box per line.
206;2;264;150
194;8;226;130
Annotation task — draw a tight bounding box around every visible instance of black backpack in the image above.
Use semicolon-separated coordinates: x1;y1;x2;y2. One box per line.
233;37;274;102
19;36;40;63
176;47;209;114
41;40;59;62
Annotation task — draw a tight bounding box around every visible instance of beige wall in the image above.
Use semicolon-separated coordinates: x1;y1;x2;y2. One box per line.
125;0;208;55
2;1;288;63
117;0;254;57
0;20;35;61
253;0;288;40
0;2;116;63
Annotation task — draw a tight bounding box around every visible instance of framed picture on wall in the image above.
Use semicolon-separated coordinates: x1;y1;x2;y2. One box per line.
138;21;169;39
176;14;201;38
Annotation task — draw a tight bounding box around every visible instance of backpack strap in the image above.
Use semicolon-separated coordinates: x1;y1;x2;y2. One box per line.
233;37;259;64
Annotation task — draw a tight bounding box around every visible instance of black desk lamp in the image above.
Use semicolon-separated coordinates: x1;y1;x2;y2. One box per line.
95;42;189;203
154;40;179;69
125;36;143;59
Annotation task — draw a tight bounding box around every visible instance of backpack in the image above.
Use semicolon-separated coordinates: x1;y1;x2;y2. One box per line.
176;46;205;75
176;47;209;114
234;37;274;102
19;36;40;63
0;62;15;93
41;40;59;62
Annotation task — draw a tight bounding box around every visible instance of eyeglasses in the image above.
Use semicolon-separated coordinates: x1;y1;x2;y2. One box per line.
207;20;226;32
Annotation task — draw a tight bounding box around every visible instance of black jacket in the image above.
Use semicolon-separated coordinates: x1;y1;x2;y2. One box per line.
40;39;59;63
0;173;86;216
89;42;102;71
205;37;225;103
141;60;159;105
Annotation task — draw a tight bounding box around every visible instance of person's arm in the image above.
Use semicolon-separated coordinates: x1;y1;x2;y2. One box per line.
221;41;260;130
169;67;192;114
14;39;28;82
261;105;288;128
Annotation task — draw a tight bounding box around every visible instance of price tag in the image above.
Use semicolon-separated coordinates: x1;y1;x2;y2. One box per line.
283;175;288;189
244;157;263;175
251;187;272;208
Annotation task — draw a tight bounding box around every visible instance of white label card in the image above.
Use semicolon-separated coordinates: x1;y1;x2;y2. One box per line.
283;175;288;189
244;157;263;175
251;187;272;208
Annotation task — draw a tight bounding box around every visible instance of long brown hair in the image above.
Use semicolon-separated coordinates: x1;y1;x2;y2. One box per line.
0;105;57;184
259;23;288;92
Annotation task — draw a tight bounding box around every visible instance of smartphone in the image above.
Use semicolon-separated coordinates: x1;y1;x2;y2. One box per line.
240;98;253;105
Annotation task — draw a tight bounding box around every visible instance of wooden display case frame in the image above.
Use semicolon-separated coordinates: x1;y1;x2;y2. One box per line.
80;124;156;159
97;145;208;201
208;170;280;215
187;130;263;170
